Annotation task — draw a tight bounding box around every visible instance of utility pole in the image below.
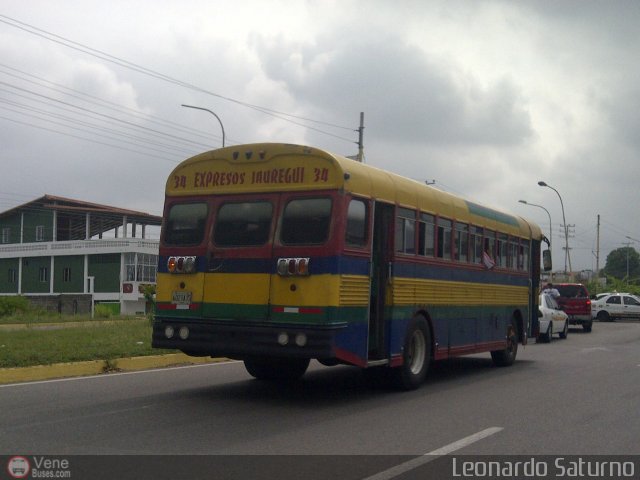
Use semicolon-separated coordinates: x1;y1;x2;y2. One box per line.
595;214;600;278
623;240;632;286
357;112;365;163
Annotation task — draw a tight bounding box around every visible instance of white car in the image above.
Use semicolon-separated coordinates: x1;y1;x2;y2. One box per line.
538;293;569;342
591;293;640;322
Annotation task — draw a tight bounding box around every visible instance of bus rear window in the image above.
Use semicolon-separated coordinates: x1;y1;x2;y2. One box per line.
214;201;273;246
164;203;208;245
281;198;331;245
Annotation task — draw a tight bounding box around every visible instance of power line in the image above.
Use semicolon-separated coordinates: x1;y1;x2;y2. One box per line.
0;14;357;143
0;114;178;163
0;63;218;144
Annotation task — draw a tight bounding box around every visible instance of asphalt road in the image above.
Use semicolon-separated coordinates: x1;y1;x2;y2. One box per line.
1;322;639;460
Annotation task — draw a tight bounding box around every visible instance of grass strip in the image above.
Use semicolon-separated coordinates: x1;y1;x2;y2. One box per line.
0;313;124;325
0;320;172;368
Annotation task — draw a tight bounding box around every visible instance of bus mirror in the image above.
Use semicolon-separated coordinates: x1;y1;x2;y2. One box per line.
542;249;552;272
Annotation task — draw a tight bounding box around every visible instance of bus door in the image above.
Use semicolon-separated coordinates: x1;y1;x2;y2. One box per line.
201;198;275;322
368;201;395;361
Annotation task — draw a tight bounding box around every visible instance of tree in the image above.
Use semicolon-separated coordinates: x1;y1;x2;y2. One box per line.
604;247;640;281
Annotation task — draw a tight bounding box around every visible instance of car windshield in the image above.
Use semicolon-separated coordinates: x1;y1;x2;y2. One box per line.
540;294;559;309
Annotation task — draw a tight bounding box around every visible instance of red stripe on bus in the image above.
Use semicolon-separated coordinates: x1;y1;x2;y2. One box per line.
156;303;200;310
272;306;323;314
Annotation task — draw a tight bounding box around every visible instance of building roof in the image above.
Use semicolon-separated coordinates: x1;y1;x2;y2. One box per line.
0;194;162;239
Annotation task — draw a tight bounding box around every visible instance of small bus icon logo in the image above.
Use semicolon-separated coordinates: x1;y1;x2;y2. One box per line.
7;456;30;479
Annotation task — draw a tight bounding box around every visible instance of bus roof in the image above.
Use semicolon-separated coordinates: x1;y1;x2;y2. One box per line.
167;143;542;240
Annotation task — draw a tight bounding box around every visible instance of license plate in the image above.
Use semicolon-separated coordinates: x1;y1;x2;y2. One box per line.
172;291;192;304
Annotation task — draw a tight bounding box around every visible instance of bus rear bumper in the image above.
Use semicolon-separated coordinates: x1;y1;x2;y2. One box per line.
152;319;345;360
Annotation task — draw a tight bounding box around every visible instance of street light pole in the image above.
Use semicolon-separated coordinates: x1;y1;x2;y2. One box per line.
520;199;553;280
519;200;552;247
181;104;226;147
538;181;572;275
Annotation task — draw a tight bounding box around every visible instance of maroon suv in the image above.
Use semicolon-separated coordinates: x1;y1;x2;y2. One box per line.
555;283;593;333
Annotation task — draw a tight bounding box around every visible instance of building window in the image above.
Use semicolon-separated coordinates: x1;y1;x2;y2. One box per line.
8;268;17;284
1;227;9;244
39;267;49;283
36;225;44;241
63;267;71;282
124;253;158;283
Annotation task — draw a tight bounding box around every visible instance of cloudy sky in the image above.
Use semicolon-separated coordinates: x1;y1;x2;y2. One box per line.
1;1;639;273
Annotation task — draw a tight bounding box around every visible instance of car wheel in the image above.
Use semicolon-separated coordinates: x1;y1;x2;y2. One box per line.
543;322;553;343
596;311;610;322
559;321;568;339
583;321;593;333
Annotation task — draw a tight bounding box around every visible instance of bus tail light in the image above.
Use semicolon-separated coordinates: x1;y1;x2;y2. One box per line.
277;258;310;276
167;256;197;274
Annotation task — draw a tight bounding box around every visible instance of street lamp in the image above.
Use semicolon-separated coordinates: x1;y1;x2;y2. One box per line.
520;199;553;280
519;200;552;247
624;236;639;286
181;104;226;147
538;181;572;275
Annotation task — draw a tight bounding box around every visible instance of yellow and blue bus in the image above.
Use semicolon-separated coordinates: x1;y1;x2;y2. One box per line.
152;143;545;389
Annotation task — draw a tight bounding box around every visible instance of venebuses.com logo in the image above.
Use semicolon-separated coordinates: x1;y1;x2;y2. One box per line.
6;455;72;479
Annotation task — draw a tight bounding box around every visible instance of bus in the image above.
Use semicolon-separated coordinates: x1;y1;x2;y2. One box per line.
152;143;546;389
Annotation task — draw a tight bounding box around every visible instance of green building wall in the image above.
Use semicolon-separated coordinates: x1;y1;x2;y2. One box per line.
22;210;54;243
0;213;22;244
0;258;19;293
54;255;85;293
88;254;121;293
21;256;51;293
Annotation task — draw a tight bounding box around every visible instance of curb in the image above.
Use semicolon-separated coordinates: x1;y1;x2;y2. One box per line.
0;354;227;385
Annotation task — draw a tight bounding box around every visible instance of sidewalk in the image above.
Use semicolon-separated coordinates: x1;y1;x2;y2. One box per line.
0;353;227;385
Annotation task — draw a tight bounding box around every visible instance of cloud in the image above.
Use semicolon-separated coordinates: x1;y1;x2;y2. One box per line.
251;31;532;148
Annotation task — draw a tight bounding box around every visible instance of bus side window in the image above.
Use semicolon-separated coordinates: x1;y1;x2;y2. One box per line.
345;199;368;247
436;218;452;259
455;222;469;262
395;207;416;254
470;226;483;264
418;213;435;257
497;233;508;267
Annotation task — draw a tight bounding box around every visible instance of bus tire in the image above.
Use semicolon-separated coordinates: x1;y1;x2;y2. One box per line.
491;320;518;367
243;357;310;383
392;316;431;390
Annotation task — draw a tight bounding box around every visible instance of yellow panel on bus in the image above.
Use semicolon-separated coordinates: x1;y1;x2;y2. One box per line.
166;144;346;196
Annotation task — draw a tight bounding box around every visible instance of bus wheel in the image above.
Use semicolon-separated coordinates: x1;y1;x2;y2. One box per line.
491;320;518;367
243;357;310;383
393;316;431;390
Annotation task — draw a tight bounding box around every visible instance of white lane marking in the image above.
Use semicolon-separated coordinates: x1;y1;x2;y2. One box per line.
0;360;239;388
362;427;503;480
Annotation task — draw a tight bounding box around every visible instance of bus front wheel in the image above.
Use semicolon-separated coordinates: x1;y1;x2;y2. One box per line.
243;356;310;383
392;316;431;390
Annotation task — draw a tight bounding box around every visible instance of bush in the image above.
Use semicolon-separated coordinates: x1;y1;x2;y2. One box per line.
0;296;30;317
94;304;113;319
